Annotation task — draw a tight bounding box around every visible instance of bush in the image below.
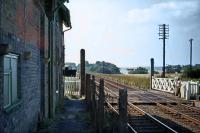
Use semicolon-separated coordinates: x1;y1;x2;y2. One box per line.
182;68;200;79
154;71;160;74
128;67;148;74
166;65;181;73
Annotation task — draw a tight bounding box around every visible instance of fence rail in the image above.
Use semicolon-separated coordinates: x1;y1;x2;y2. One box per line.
85;74;130;133
64;77;80;96
152;77;200;100
181;81;200;100
152;77;176;93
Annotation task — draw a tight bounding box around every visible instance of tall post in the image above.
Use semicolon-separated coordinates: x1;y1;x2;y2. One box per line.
98;79;105;133
189;38;193;69
150;58;154;90
159;24;169;78
119;89;128;133
80;49;85;97
86;74;91;104
91;75;96;122
163;24;166;77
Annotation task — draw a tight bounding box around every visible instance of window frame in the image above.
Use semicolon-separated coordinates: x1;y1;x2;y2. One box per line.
3;53;19;110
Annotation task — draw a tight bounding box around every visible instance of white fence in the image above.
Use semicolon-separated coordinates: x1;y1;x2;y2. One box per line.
64;77;80;96
152;77;176;93
152;77;200;100
181;81;200;100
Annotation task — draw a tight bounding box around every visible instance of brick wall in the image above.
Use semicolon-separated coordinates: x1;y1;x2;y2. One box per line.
0;31;41;133
0;0;65;132
0;0;42;132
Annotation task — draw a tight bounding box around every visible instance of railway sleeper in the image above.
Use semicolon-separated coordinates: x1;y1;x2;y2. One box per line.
133;128;166;133
129;116;150;121
130;120;155;125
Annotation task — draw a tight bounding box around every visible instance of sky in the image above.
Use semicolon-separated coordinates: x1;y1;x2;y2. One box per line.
64;0;200;67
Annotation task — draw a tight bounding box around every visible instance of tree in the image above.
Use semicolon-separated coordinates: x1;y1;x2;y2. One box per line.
89;61;120;74
166;65;181;73
128;67;148;74
182;68;200;79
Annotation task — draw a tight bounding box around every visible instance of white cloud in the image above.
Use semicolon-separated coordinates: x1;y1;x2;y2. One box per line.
65;0;200;67
152;1;177;10
127;1;199;24
127;8;152;23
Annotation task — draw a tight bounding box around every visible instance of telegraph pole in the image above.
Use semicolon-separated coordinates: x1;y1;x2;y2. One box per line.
159;24;169;78
189;38;193;69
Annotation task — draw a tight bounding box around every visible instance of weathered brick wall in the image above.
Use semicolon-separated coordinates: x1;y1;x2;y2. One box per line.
1;34;41;132
0;31;41;132
0;0;65;132
0;0;42;132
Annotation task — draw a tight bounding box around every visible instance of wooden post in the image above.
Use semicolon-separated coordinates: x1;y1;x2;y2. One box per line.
86;74;90;103
91;75;96;122
150;58;154;90
80;49;85;97
119;89;128;133
98;78;105;133
88;76;92;114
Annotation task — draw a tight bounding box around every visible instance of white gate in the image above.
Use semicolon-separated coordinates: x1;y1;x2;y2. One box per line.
152;77;176;93
64;77;80;96
152;77;200;100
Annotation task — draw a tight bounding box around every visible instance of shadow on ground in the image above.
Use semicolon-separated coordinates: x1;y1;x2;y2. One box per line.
37;97;93;133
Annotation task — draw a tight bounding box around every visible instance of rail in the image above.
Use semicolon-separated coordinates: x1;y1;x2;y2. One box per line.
95;79;177;133
103;77;200;132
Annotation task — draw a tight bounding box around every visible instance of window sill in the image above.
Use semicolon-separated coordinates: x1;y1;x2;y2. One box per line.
4;100;22;114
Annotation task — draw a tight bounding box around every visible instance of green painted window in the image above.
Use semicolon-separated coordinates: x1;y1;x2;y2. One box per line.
3;54;18;108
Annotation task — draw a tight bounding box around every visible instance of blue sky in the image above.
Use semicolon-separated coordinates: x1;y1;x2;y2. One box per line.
64;0;200;67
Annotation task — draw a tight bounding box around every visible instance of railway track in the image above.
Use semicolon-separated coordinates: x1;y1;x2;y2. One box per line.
95;80;178;133
98;77;200;132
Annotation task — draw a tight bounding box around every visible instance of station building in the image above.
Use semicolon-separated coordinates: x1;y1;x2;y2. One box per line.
0;0;71;132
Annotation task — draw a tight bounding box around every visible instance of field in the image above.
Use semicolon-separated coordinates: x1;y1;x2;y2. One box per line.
95;74;150;90
93;73;200;90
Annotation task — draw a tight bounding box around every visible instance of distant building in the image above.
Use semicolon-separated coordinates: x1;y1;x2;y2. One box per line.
0;0;71;132
65;62;77;70
64;63;77;77
63;67;77;77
